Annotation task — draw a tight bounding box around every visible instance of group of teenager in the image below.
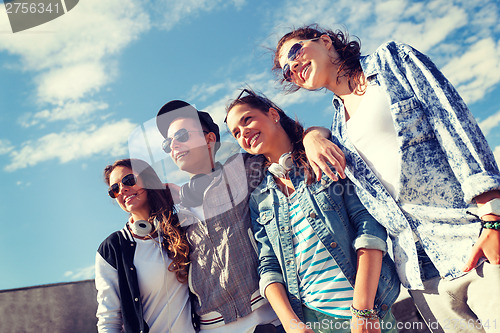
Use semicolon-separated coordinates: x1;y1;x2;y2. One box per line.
94;24;500;333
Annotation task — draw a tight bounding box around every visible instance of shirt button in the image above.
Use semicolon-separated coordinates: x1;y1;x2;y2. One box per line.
381;304;388;311
310;212;317;219
130;267;134;271
130;243;134;246
330;242;337;248
135;298;139;302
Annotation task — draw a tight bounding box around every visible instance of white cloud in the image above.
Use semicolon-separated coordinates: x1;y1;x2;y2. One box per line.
386;4;467;53
20;101;109;127
441;38;500;104
4;120;137;172
188;82;229;103
36;62;112;104
16;180;31;188
0;0;149;70
64;264;95;281
478;110;500;136
0;0;150;105
271;0;473;53
0;139;14;155
0;0;151;169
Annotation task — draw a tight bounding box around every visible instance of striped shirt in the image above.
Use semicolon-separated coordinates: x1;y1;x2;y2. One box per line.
288;191;354;318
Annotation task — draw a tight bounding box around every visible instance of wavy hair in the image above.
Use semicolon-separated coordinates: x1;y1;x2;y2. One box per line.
273;24;362;94
226;88;315;182
104;158;190;283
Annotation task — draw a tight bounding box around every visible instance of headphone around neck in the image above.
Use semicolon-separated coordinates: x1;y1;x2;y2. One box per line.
128;218;158;237
268;152;293;178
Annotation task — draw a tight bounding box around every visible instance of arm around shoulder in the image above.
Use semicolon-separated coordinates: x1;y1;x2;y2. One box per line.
303;126;346;182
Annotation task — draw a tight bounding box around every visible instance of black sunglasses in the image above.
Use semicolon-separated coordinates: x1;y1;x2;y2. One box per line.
236;89;275;105
236;88;256;100
225;89;271;122
108;174;137;198
282;37;320;82
162;128;208;153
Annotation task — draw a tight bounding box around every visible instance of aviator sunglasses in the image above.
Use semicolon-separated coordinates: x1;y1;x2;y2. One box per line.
162;128;208;153
108;174;137;198
282;37;321;82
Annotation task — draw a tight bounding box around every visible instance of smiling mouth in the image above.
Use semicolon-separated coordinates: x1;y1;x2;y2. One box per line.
249;133;260;147
125;194;137;203
175;151;188;161
300;64;311;81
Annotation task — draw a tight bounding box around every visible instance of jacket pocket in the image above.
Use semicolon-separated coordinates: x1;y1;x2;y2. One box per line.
257;209;274;225
392;96;435;150
309;177;344;212
256;209;277;239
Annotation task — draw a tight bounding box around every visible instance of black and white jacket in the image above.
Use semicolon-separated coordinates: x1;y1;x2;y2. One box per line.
95;226;149;333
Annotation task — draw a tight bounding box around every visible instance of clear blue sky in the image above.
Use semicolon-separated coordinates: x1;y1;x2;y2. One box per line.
0;0;499;290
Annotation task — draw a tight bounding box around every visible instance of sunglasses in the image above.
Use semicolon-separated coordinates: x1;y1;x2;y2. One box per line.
162;128;208;153
225;88;283;124
108;174;137;198
235;88;258;101
282;37;321;82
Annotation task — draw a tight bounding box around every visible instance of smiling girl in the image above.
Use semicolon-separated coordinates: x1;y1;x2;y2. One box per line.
272;24;500;333
225;89;400;333
95;158;194;333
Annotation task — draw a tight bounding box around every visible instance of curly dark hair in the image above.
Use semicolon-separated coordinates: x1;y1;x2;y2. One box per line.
226;88;315;182
104;158;190;283
273;24;362;94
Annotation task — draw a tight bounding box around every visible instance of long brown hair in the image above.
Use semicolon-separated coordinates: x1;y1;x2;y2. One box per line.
226;89;315;182
104;158;190;283
273;24;363;94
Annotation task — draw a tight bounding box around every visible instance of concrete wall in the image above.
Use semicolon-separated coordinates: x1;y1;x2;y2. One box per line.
0;280;430;333
0;280;98;333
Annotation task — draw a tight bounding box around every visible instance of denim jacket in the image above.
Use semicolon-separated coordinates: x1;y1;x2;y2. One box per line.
330;41;500;289
250;168;400;321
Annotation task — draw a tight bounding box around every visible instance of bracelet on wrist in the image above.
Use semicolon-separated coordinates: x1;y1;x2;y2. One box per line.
481;221;500;230
350;305;378;320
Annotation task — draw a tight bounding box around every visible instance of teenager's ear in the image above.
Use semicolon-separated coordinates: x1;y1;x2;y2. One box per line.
205;132;217;145
319;34;333;49
268;107;280;123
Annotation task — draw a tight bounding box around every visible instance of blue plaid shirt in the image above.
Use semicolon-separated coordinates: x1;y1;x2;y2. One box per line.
330;41;500;289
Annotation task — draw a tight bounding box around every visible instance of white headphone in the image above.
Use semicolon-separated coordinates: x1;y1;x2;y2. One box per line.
128;218;158;237
268;152;293;178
